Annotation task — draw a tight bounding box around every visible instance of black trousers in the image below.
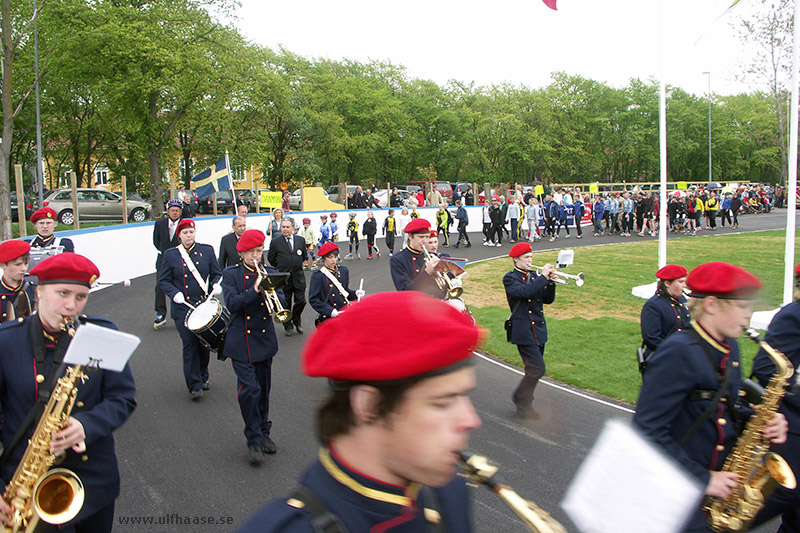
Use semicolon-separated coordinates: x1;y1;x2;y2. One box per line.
284;273;306;330
154;255;167;316
513;343;546;408
232;358;273;447
456;222;469;245
175;318;210;393
385;232;395;253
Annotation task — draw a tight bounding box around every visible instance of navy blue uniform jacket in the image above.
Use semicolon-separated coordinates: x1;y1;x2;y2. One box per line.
308;266;357;318
158;243;223;321
0;316;136;523
390;247;445;298
0;279;36;324
640;294;691;352
503;268;556;346
28;234;75;253
221;263;281;363
238;447;472;532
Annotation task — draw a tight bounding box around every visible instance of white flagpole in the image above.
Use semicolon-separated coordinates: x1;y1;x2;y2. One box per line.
658;0;668;269
784;0;799;305
225;149;237;210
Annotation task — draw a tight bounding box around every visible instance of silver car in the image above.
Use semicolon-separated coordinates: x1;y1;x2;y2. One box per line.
42;188;152;225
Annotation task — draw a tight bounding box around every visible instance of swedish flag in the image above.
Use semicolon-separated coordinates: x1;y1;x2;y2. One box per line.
191;156;231;198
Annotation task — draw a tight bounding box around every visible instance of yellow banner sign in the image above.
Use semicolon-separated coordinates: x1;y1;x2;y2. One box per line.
677;181;687;190
534;185;544;195
589;183;599;193
260;191;282;209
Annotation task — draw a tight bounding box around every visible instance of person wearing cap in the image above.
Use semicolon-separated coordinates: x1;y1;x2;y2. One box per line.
298;217;317;270
0;253;136;532
638;264;691;374
503;242;558;418
219;215;247;269
267;218;307;337
345;212;360;260
634;262;788;533
390;218;446;298
308;243;364;325
152;199;183;328
238;292;483;532
221;229;284;464
28;207;75;253
328;212;340;242
0;240;35;323
158;218;223;400
749;263;800;531
318;214;332;250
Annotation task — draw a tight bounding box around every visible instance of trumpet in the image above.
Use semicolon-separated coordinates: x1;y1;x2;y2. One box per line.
255;263;292;323
421;248;465;298
459;451;566;533
531;265;584;287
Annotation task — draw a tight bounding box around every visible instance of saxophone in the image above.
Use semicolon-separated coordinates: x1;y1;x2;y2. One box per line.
703;328;797;532
459;451;566;533
2;321;87;533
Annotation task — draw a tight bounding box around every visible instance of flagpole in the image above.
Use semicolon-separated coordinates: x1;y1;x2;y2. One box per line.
783;0;799;305
225;149;237;210
657;0;668;269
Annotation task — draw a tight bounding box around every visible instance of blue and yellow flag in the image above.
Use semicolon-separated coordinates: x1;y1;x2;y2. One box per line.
191;156;230;198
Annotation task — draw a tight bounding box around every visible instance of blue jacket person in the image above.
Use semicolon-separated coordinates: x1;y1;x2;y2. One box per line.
0;240;36;323
27;208;75;253
503;242;557;418
158;219;223;400
308;242;362;325
639;264;692;372
634;262;788;533
390;218;446;299
0;253;136;533
239;291;483;532
221;229;283;465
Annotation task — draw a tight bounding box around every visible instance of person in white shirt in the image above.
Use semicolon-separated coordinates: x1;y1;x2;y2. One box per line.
397;207;412;249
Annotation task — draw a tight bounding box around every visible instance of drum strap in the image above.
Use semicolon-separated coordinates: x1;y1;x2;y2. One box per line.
321;267;349;300
178;245;208;296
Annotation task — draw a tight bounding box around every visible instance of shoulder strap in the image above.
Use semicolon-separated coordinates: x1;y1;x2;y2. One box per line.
321;268;349;300
290;485;349;533
178;245;208;295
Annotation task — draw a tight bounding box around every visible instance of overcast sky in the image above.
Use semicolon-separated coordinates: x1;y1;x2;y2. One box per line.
232;0;763;97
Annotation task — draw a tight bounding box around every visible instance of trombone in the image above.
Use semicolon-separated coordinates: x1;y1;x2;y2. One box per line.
421;248;465;298
531;265;585;287
255;263;293;323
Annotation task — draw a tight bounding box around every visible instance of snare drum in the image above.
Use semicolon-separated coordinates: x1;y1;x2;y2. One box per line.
185;297;231;352
446;297;474;324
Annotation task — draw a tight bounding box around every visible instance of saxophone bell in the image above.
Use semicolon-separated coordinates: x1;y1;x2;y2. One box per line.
32;468;84;525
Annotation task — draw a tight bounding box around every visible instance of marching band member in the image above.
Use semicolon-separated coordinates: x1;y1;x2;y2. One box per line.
503;242;558;418
158;219;223;400
634;262;787;533
28;207;75;252
239;291;483;532
0;253;136;533
221;229;282;464
750;262;800;530
0;240;35;323
638;264;692;374
390;218;446;298
308;242;363;325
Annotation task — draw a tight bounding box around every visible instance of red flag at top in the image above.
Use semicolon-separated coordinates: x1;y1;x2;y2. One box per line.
542;0;557;10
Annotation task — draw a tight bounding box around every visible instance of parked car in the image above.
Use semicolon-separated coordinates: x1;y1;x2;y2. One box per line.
406;181;453;204
235;189;257;212
196;189;234;214
396;184;421;194
325;185;358;205
374;189;412;208
477;188;499;206
10;191;33;221
42;188;152;225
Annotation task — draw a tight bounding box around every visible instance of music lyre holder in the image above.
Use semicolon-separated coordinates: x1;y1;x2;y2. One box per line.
259;272;290;292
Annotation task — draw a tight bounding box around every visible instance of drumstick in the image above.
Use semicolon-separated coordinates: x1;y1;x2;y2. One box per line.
358;279;364;301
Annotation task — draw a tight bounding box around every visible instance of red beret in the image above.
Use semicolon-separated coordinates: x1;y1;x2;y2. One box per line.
302;292;485;382
509;242;532;258
236;229;265;252
0;240;30;263
404;218;431;234
330;212;338;217
29;252;99;287
656;264;688;281
320;214;328;219
318;242;339;257
687;262;763;299
430;230;438;237
176;219;194;233
31;207;57;224
302;218;311;224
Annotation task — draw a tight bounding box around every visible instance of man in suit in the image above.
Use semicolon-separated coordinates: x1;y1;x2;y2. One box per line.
152;200;183;329
267;218;307;336
503;242;558;418
219;216;247;269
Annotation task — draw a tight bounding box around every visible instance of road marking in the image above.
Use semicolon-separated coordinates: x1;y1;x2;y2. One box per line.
473;350;636;414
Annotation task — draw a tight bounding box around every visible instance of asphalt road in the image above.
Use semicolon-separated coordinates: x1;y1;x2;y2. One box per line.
92;211;796;532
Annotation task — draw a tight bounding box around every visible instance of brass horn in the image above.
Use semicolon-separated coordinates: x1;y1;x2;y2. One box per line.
531;265;584;287
421;248;465;298
255;264;292;324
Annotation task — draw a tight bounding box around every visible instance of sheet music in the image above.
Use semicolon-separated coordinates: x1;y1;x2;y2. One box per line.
63;322;140;372
562;419;704;533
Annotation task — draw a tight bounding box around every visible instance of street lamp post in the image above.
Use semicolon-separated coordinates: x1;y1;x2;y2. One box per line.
703;71;712;183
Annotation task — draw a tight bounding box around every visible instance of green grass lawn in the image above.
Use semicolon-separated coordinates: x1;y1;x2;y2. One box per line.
463;229;800;405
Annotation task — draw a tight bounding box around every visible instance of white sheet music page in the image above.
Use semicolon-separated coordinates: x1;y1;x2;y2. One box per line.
561;418;704;533
63;322;140;372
